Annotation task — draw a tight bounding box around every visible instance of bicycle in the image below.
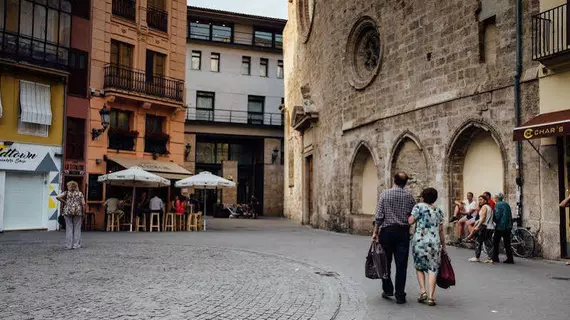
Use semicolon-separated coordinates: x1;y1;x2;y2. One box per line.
482;221;536;258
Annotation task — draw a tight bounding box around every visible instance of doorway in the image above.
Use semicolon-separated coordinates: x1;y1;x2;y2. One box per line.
305;155;314;225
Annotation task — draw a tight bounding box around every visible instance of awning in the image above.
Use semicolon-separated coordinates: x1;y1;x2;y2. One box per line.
19;80;52;125
108;157;192;180
513;109;570;141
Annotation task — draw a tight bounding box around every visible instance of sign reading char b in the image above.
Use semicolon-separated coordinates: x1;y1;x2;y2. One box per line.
513;123;570;141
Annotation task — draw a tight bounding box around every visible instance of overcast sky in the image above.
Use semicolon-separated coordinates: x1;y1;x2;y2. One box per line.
188;0;288;19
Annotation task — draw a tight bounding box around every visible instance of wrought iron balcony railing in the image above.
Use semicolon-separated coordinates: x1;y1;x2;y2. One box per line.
532;3;570;63
104;64;184;102
186;107;283;126
0;30;70;70
147;6;168;32
112;0;136;21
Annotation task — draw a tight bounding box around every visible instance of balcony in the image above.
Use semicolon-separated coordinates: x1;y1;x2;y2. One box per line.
186;108;283;126
147;6;168;32
532;3;570;65
108;128;138;151
112;0;136;22
104;65;184;102
0;30;69;71
144;132;170;154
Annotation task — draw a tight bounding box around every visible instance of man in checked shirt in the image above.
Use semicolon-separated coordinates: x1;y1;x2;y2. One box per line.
372;172;417;304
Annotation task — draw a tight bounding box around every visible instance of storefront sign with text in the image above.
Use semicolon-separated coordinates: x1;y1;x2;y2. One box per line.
0;142;62;172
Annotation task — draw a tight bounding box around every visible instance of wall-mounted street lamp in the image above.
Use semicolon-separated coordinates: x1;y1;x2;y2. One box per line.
271;147;279;164
184;143;192;161
91;105;111;140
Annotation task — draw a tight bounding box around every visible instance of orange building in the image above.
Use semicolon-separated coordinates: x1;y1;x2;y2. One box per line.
86;0;189;229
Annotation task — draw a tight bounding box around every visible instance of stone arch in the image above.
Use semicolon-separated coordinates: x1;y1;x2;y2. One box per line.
390;131;430;200
445;120;507;215
350;142;379;215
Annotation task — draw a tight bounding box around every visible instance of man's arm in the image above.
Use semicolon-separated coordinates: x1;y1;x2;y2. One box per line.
560;195;570;208
372;194;384;240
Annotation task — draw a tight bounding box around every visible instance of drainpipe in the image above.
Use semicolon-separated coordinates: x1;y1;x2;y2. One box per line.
514;0;524;222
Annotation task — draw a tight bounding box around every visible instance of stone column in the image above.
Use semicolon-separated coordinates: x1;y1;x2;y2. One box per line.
263;138;284;217
222;160;238;205
538;143;562;259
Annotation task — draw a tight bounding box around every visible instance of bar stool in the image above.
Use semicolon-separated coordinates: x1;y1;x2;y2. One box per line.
83;211;95;231
196;212;204;231
106;213;120;232
187;213;199;231
164;212;175;232
149;212;161;232
175;214;186;231
136;213;147;232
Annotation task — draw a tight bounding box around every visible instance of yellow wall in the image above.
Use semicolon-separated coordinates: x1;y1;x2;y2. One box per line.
0;74;64;146
463;133;504;196
539;71;570;114
362;156;378;215
541;0;566;11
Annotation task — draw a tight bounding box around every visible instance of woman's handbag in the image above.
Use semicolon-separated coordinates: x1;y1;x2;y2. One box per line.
437;251;456;289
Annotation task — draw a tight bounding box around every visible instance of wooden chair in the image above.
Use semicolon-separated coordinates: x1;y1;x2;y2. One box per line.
136;213;147;232
149;212;161;232
106;212;120;232
164;212;175;232
196;212;204;231
175;214;186;231
187;213;199;231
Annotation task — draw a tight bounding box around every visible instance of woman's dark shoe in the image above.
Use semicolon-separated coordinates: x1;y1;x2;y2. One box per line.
417;292;428;303
503;260;515;264
427;298;436;306
381;292;393;300
396;298;407;305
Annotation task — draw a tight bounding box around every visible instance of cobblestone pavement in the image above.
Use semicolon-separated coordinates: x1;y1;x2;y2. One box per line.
1;218;569;320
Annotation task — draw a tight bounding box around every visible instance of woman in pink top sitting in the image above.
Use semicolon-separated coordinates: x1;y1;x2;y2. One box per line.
172;196;186;215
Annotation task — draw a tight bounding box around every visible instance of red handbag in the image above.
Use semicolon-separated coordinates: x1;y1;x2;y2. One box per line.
437;251;456;289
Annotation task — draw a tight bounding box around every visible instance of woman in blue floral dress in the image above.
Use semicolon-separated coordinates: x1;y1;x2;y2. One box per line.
408;188;446;306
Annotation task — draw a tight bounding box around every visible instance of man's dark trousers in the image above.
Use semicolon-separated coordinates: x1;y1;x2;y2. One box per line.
492;229;514;262
379;226;410;300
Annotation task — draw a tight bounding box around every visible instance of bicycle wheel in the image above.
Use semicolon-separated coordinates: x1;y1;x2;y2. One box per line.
512;228;535;258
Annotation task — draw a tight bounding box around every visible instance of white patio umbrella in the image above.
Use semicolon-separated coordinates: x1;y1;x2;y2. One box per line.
98;166;170;232
175;171;236;230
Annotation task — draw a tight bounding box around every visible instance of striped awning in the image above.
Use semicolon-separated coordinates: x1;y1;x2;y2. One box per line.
20;80;52;126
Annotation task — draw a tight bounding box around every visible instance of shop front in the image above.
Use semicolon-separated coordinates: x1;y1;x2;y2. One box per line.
513;109;570;258
0;142;62;232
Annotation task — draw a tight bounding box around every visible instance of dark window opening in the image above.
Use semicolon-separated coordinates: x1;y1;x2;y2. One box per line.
65;117;85;160
191;50;201;70
108;109;135;151
277;60;284;79
68;49;89;97
145;115;167;154
248;95;265;125
242;56;251;75
260;58;268;77
211;52;220;72
196;91;215;121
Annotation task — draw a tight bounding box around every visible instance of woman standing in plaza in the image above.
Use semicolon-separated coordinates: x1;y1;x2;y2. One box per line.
56;181;86;250
409;187;446;306
468;194;495;263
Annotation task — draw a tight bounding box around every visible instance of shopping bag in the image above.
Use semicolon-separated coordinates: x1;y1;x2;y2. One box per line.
371;241;389;280
365;243;379;279
437;251;456;289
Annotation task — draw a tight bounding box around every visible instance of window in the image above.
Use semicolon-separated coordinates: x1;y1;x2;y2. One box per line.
188;19;233;42
260;58;268;77
196;142;230;164
148;0;165;9
112;0;136;21
110;109;131;131
72;0;90;19
68;49;89;97
242;56;251;75
479;16;498;64
146;50;166;78
145;115;167;154
110;40;134;67
253;29;283;49
191;51;202;70
248;95;265;125
0;0;72;68
66;118;85;160
196;91;215;121
18;81;51;137
211;53;220;72
277;60;284;79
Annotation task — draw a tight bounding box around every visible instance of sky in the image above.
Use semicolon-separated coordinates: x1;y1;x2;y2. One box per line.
188;0;288;19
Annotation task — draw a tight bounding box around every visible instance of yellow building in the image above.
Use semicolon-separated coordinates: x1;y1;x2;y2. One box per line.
0;1;71;231
86;0;190;229
513;0;570;258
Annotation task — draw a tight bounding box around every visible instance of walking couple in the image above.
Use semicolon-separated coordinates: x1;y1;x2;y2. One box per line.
372;172;446;306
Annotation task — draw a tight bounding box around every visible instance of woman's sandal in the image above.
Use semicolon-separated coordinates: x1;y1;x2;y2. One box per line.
427;298;436;306
417;292;428;303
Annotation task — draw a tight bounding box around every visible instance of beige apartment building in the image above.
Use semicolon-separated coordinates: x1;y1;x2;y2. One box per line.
86;0;189;229
282;0;569;259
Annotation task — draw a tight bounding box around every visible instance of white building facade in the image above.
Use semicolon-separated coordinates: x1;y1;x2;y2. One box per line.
184;7;286;217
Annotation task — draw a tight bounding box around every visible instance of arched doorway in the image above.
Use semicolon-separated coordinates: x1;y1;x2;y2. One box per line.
351;144;378;215
391;136;428;200
448;123;505;207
